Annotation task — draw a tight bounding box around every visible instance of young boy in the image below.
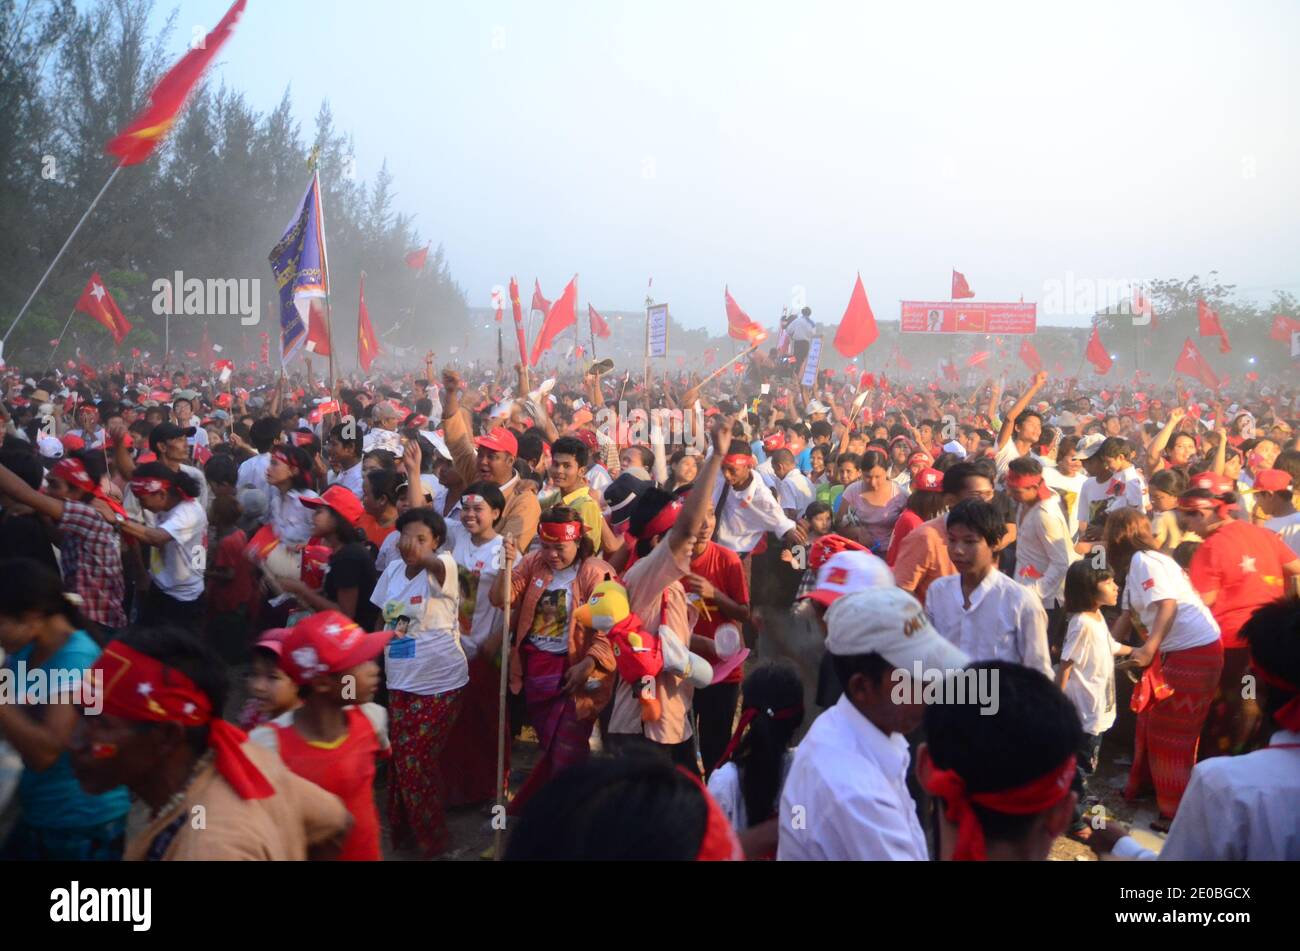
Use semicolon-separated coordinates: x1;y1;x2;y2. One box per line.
546;435;603;552
250;611;392;861
1096;436;1149;516
816;452;861;514
239;629;302;731
925;499;1052;679
327;422;365;500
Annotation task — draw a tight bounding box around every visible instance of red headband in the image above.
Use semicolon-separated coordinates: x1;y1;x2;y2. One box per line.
638;499;684;541
1177;495;1232;519
1252;660;1300;732
51;458;126;517
923;755;1076;861
1006;471;1052;501
538;521;583;543
130;473;193;502
93;641;274;800
722;454;753;470
712;704;804;774
678;767;743;862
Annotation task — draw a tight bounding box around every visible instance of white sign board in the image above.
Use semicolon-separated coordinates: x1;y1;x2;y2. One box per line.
647;304;669;359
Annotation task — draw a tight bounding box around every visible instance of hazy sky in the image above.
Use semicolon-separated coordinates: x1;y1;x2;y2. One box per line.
148;0;1298;331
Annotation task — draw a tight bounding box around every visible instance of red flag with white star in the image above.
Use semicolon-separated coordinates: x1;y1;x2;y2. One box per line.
75;273;132;346
1175;337;1221;390
951;270;975;300
357;274;380;372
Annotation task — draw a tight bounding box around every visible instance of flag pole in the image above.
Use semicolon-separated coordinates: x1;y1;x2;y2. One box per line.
49;307;80;362
311;167;337;394
4;164;124;345
494;534;514;861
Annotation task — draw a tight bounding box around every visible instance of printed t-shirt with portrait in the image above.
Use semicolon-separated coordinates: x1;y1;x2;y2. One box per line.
451;533;516;660
369;551;466;696
527;564;578;655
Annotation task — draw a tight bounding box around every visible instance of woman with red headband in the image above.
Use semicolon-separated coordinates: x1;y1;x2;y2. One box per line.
113;462;208;627
1176;482;1300;758
491;505;617;814
0;452;127;636
1104;509;1223;831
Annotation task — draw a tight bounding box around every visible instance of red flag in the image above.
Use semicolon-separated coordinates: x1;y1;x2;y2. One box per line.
74;273;132;346
724;287;765;343
509;277;528;364
1018;338;1043;373
357;274;380;372
833;273;879;358
942;360;960;384
105;0;247;165
405;245;429;271
1086;325;1112;375
1270;314;1300;343
1197;299;1230;352
589;305;611;340
531;280;552;317
530;276;577;366
1175;338;1221;390
966;351;991;368
895;350;913;371
952;270;975;300
703;347;718;366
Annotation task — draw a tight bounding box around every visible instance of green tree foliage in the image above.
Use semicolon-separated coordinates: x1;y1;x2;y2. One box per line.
1;0;467;369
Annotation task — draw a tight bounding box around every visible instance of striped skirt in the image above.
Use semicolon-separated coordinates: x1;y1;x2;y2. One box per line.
1125;640;1224;819
388;687;464;858
440;655;508;809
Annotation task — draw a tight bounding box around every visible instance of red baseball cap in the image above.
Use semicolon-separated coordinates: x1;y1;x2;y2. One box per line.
300;485;365;527
1246;469;1294;493
913;467;944;492
254;628;293;658
61;433;86;452
279;611;392;685
475;427;518;457
762;432;786;453
1188;471;1235;496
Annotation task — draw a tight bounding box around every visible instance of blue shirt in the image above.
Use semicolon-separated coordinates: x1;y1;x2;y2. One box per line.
7;631;130;830
796;446;814;475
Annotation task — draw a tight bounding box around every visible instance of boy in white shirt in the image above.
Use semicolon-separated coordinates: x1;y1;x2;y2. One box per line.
770;448;815;519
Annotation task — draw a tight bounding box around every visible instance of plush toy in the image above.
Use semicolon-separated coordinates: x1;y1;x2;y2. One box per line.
574;579;713;723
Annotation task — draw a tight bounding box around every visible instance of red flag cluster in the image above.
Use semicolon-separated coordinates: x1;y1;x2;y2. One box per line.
530;276;577;366
1175;338;1220;390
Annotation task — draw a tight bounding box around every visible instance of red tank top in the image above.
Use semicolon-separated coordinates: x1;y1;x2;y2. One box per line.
274;707;384;861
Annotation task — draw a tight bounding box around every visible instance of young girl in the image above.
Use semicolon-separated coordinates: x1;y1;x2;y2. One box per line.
1057;561;1131;839
276;485;380;631
441;482;517;808
238;629;302;731
359;469;403;549
1149;468;1192;553
706;661;805;860
250;611;391;861
368;507;463;858
0;559;130;860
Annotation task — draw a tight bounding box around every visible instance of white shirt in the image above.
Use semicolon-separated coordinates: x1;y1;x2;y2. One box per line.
1103;465;1149;516
778;696;928;861
269;488;320;546
1014;492;1079;608
711;473;796;554
788;314;816;343
993;439;1024;481
1265;511;1300;559
328;461;364;500
150;499;207;601
370;553;466;696
237;453;272;498
1037;458;1086;541
586;463;613;497
1112;731;1300;860
67;427;106;450
375;530;400;575
925;569;1053;679
709;753;794;833
1075;475;1112;540
451;533;516;660
777;469;815;518
1062;613;1123;735
1121;551;1220;653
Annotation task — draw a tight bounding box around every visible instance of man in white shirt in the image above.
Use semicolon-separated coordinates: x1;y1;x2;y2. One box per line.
778;587;969;861
770;448;815;519
1006;457;1079;631
1034;427;1086;542
237;417;282;498
711;446;806;557
1094;598;1300;860
925;499;1053;679
1072;434;1110;552
993;371;1048;481
325;421;365;500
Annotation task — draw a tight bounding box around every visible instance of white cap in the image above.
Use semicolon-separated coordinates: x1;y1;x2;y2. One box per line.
825;588;970;671
418;430;453;461
942;439;967;459
806;400;830;415
800;551;893;608
1074;433;1106;460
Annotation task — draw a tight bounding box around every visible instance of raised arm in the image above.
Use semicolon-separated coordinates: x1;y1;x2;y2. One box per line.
997;371;1047;450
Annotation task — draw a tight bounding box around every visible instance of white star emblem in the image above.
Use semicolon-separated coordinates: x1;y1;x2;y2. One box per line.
183;702;196;716
91;283;106;302
1240;555;1257;573
137;682;153;696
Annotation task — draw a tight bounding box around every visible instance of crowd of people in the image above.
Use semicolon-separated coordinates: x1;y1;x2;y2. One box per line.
0;350;1298;862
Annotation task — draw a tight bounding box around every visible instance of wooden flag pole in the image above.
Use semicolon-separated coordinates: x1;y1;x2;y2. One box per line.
696;340;764;391
48;306;80;362
493;534;514;861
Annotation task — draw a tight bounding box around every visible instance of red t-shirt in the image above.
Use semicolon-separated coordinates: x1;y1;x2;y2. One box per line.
209;528;256;615
689;542;750;684
885;508;924;567
1189;520;1295;649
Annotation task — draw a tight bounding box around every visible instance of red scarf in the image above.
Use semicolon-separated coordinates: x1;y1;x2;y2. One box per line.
50;458;126;517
